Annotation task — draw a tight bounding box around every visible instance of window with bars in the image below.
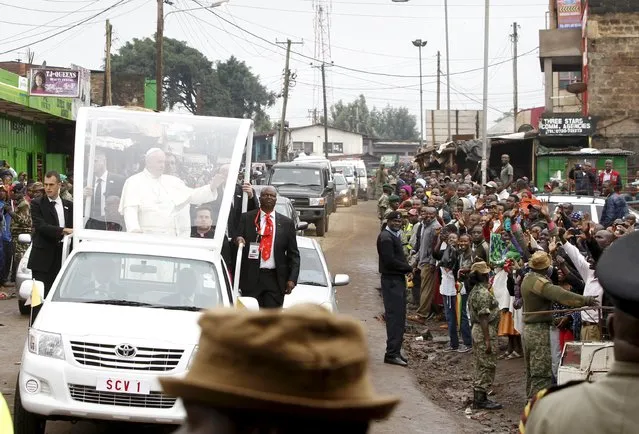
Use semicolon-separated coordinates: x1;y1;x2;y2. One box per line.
292;141;313;154
328;142;343;153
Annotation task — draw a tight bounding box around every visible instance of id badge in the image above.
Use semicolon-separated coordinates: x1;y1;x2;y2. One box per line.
248;242;260;260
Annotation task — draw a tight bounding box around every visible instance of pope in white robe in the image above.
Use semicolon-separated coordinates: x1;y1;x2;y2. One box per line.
119;148;224;237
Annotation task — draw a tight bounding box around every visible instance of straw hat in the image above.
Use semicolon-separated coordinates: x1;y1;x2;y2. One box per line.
160;304;399;421
529;251;552;270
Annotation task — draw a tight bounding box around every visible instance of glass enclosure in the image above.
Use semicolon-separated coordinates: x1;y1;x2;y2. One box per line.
73;107;253;247
52;252;222;310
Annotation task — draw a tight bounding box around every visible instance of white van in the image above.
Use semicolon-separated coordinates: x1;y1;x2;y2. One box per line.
331;160;359;205
334;159;368;201
14;108;259;433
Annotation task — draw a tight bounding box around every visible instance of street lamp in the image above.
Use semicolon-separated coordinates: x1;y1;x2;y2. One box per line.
412;39;427;148
164;0;229;21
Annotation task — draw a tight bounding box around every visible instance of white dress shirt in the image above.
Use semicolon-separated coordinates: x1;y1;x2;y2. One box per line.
119;170;217;237
259;211;276;269
49;196;65;228
602;171;612;183
562;242;603;323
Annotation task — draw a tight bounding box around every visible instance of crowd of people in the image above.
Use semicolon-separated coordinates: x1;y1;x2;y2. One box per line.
375;154;637;411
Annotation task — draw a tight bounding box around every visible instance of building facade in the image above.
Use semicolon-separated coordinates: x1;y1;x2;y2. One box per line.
288;124;363;158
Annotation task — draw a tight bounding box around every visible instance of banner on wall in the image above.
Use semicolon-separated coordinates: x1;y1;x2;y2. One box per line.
29;68;79;97
557;0;582;29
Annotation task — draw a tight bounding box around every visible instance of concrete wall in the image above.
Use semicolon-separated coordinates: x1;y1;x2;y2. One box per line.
91;72;145;107
587;8;639;168
289;125;363;157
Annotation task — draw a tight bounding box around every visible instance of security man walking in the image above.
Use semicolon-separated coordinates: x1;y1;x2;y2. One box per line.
521;231;639;433
520;251;599;398
377;210;412;367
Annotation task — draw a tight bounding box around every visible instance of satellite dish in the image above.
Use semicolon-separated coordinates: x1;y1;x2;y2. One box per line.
518;124;534;133
567;82;587;94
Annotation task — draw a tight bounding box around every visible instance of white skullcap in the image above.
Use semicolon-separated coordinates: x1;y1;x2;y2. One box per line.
145;147;163;157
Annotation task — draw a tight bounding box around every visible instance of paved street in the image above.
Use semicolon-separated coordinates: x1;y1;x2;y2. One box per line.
0;201;472;433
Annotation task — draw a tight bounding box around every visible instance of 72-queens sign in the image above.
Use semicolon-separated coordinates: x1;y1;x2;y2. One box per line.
539;116;598;136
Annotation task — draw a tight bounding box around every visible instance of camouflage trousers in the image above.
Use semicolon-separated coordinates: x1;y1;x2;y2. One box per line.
472;323;498;392
523;323;552;398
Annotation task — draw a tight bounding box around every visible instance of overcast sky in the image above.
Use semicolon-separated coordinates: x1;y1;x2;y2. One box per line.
0;0;548;129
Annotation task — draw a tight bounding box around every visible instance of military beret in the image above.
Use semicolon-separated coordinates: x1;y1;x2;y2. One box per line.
382;183;392;190
386;211;402;221
597;231;639;318
388;194;401;203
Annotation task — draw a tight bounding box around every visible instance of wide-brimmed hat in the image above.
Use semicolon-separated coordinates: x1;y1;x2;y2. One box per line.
470;261;491;274
484;181;498;189
529;251;551;270
160;304;399;421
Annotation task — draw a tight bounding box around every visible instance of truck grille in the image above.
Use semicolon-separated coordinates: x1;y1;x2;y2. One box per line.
70;341;183;372
68;384;176;409
289;197;309;207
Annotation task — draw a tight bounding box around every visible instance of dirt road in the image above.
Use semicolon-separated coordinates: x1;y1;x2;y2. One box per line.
0;201;476;433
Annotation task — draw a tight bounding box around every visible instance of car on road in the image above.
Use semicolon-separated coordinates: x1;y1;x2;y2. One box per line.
283;236;349;312
332;161;359;205
334;173;352;207
253;186;309;235
535;194;639;224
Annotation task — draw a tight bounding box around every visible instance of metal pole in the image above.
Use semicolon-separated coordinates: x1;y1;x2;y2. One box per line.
321;63;329;158
156;0;164;112
481;0;490;186
278;39;292;162
444;0;451;141
418;44;424;147
512;22;519;133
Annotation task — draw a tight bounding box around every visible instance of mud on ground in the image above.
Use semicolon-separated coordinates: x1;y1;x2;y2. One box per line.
400;309;527;434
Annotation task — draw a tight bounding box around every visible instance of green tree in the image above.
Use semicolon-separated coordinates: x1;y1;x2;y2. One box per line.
328;94;418;140
111;37;275;131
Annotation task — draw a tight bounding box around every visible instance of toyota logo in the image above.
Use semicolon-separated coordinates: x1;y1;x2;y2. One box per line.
115;344;137;358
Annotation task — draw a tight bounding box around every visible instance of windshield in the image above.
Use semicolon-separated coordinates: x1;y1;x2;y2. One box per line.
52;252;222;309
75;107;251;244
270;167;322;186
334;174;348;189
298;247;328;286
334;165;354;177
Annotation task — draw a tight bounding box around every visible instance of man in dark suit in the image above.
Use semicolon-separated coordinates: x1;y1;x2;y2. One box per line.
84;151;125;230
28;171;73;298
377;210;413;367
191;206;232;267
235;186;300;308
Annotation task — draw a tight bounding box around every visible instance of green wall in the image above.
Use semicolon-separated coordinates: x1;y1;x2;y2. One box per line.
536;155;629;189
0;116;46;177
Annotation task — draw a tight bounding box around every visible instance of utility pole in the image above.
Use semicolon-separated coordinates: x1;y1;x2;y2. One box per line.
275;39;303;162
412;39;427;148
436;51;441;110
481;0;491;186
444;0;452;141
156;0;164;112
511;22;520;133
321;63;329;159
105;20;113;106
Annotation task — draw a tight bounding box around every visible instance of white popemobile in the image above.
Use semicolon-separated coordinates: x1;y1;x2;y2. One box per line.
14;107;260;433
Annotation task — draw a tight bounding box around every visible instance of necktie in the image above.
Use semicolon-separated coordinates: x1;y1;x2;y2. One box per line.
260;213;273;261
92;178;103;217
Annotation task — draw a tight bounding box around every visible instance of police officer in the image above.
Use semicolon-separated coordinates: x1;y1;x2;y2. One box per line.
520;251;599;399
467;261;502;410
521;231;639;433
377;210;413;367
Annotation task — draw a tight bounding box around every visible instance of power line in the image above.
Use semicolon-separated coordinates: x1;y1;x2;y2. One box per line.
0;1;106;13
0;0;131;55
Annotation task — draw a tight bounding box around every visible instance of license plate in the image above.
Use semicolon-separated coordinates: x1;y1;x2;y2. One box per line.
96;377;150;395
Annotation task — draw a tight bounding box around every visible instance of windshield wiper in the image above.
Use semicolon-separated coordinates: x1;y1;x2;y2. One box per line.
149;305;202;311
272;182;302;186
296;281;327;287
85;300;154;306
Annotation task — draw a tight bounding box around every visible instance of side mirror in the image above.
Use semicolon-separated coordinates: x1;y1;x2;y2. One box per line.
20;279;45;302
18;233;32;244
333;274;350;287
237;296;260;311
297;222;309;231
327;181;335;190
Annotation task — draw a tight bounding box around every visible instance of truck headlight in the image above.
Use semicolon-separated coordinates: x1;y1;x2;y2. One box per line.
309;198;325;206
340;189;349;195
28;330;65;360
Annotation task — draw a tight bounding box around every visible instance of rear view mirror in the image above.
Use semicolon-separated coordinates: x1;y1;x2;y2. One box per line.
237;296;260;311
297;222;309;231
333;274;350;287
130;264;157;274
18;234;32;244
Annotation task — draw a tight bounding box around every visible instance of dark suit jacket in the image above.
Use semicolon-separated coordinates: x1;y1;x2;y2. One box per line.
235;209;300;296
377;229;412;276
28;196;73;274
100;172;125;199
191;226;232;267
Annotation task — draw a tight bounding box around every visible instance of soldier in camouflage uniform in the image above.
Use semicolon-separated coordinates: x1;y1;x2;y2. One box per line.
521;251;599;398
377;184;393;226
9;189;31;280
467;261;502;410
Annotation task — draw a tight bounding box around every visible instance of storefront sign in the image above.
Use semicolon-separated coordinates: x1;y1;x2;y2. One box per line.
557;0;582;29
539;116;597;136
29;68;79;97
